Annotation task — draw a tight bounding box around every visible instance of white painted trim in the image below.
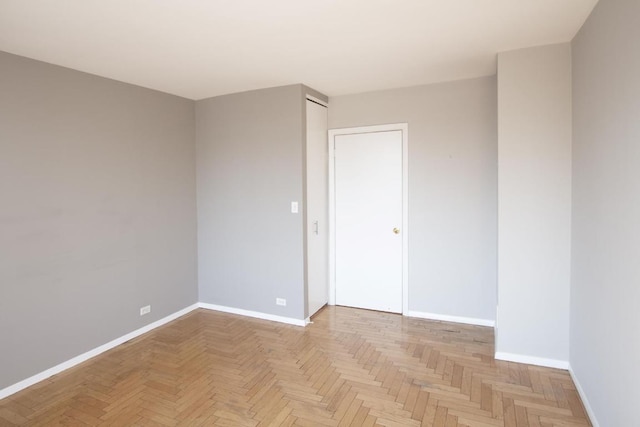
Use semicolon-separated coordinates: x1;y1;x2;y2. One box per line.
568;365;600;427
306;94;328;108
406;310;495;327
494;352;569;370
327;123;409;314
328;130;336;306
198;303;307;327
401;124;409;315
0;303;199;401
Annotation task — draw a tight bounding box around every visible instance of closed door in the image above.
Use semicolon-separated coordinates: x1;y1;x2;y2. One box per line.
334;130;403;313
306;99;329;317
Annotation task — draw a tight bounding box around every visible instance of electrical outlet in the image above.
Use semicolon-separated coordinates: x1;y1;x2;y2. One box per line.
276;298;286;306
291;202;298;213
140;305;151;316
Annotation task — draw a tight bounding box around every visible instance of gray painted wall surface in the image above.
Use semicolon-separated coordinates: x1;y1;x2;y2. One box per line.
329;77;497;322
496;44;572;362
0;52;198;390
196;85;307;320
571;0;640;424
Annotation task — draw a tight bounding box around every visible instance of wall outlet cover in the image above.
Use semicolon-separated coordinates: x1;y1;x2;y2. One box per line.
276;298;286;306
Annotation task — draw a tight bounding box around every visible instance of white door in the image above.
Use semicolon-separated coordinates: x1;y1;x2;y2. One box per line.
333;129;404;313
306;99;329;317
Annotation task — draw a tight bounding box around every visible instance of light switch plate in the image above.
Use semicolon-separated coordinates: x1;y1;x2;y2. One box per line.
291;201;298;213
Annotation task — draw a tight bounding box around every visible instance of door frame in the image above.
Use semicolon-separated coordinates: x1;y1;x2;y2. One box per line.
328;123;409;314
305;96;329;319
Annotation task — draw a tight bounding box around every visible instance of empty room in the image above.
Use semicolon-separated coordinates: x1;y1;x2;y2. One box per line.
0;0;637;426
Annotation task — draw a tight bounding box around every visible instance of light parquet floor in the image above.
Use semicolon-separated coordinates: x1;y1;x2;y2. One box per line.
0;306;590;426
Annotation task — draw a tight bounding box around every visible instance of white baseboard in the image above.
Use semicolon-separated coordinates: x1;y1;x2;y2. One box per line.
198;303;306;327
494;351;569;370
568;365;600;427
406;310;495;327
0;303;199;401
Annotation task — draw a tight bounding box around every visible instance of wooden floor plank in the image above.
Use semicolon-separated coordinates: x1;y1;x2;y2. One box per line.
0;306;592;426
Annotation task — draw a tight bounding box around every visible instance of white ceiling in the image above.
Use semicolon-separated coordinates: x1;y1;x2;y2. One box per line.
0;0;598;100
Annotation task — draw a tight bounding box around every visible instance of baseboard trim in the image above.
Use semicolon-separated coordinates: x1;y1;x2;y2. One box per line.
568;365;600;427
0;303;199;401
494;351;569;370
198;303;306;327
406;310;495;327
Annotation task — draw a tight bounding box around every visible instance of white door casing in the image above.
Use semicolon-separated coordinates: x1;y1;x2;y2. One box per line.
306;98;329;317
328;124;408;314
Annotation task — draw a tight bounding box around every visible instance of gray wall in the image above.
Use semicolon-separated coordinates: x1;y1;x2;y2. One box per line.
571;0;640;424
329;77;497;322
0;52;198;390
196;85;307;320
496;44;572;363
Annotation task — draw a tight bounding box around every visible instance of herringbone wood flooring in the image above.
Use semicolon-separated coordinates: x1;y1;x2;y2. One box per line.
0;306;590;426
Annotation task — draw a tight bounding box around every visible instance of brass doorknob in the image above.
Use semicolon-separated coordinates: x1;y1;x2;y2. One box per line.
393;228;400;234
